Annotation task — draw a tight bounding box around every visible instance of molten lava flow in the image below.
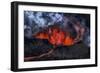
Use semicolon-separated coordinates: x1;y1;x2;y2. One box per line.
34;27;74;46
63;36;74;46
34;32;49;39
48;27;65;46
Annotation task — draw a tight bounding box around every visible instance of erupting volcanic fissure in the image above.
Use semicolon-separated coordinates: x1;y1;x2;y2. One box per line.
25;24;85;61
34;26;74;46
24;11;90;61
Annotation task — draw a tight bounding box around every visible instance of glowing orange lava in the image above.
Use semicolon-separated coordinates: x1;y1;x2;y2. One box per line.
34;27;74;46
